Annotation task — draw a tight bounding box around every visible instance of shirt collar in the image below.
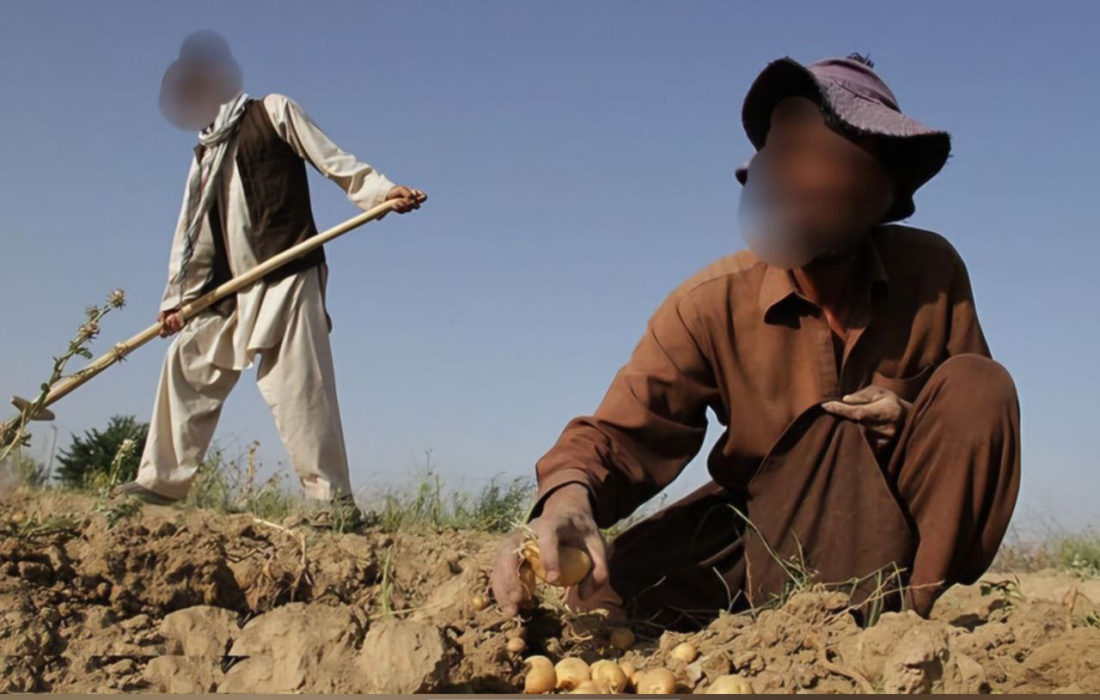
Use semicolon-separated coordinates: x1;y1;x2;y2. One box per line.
758;233;890;322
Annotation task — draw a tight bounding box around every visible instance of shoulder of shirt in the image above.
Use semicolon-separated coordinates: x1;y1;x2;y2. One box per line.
258;93;302;117
874;223;968;270
666;249;765;305
260;92;291;106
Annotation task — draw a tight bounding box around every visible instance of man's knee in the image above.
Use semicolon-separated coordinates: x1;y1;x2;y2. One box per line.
925;353;1018;420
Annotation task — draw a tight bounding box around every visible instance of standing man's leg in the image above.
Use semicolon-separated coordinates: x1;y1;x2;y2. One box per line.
256;270;353;503
133;312;241;500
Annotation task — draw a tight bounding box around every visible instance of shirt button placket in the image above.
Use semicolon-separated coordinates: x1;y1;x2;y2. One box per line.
814;310;839;400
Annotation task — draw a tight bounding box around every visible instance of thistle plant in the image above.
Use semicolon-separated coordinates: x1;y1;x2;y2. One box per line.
0;288;127;463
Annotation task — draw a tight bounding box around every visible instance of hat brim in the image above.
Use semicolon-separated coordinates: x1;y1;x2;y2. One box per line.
159;57;242;131
740;57;951;222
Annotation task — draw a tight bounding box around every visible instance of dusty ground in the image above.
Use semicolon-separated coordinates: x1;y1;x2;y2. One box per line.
1;489;1098;694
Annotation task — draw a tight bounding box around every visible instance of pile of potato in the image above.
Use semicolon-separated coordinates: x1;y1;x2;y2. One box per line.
514;541;753;694
522;649;752;695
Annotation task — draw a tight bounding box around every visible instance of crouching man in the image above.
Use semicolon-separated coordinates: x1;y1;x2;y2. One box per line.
492;53;1020;628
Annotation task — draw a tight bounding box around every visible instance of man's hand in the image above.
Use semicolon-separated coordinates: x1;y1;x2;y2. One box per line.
157;309;183;337
490;483;609;617
384;185;426;214
822;385;911;456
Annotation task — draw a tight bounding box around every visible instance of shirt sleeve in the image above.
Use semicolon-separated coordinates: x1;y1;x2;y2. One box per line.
945;250;991;358
262;93;397;211
159;157;215;313
529;290;720;530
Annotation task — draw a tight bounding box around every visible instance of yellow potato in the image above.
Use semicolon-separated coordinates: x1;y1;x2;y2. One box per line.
522;539;592;587
619;661;637;690
671;642;698;664
471;592;490;610
506;637;527;654
523;655;556;694
570;680;609;694
555;657;591;691
634;668;677;694
609;626;635;651
703;675;753;694
590;659;628;693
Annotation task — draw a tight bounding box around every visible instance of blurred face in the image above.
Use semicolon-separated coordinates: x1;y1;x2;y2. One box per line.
174;64;224;127
739;96;894;268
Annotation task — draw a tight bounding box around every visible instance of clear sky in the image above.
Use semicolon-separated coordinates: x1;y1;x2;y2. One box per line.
1;1;1097;530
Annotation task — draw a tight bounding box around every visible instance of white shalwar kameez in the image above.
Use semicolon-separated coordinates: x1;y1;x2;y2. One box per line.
134;93;395;501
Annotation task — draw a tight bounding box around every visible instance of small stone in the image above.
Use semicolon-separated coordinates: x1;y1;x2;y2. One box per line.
160;606;238;658
356;619;448;693
121;613;152;631
17;561;53;583
104;658;137;676
145;656;220;693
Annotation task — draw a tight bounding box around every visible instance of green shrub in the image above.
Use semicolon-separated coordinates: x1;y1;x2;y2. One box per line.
55;415;148;488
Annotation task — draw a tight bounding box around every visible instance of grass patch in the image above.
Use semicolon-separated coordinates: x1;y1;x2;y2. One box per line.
184;441;301;521
372;465;534;534
993;526;1100;578
1056;531;1100;577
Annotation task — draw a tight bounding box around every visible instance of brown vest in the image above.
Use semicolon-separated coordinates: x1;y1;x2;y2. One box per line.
196;97;325;309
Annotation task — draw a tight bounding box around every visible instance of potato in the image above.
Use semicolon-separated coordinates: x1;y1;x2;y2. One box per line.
522;539;592;586
634;668;677;694
523;655;556;694
555;657;591;691
471;592;490;611
570;680;609;694
609;626;635;651
703;674;753;694
590;659;628;693
506;637;527;654
619;661;637;690
671;642;698;664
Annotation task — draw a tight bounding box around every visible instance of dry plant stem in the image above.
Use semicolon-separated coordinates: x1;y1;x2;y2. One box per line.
0;293;123;462
252;517;312;591
0;197;423;431
806;633;875;693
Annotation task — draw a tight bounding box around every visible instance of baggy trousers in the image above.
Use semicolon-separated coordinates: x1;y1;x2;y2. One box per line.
133;270;353;502
566;354;1021;629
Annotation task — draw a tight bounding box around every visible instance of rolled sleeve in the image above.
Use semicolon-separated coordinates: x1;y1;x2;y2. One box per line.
532;290;719;529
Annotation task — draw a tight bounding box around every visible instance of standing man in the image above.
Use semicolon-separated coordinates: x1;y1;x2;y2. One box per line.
113;30;424;527
492;54;1020;628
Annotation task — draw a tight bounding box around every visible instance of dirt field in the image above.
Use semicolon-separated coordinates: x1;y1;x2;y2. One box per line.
1;489;1098;694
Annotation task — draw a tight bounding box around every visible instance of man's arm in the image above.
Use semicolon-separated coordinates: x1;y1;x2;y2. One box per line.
945;251;991;358
158;157;214;317
529;290;720;530
261;93;399;210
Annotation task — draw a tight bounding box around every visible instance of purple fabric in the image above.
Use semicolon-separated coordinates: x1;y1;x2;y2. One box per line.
809;58;900;111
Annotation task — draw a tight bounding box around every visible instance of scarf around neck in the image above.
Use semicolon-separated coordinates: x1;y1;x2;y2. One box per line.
172;90;251;306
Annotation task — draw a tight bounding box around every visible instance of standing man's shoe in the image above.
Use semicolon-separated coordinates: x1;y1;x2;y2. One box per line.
110;481;180;506
308;494;379;532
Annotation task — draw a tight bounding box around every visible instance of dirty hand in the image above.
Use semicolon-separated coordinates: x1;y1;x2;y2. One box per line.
822;384;911;456
490;483;609;617
157;309;183;337
384;185;426;214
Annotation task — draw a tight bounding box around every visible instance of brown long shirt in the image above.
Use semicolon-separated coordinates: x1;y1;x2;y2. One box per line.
531;224;991;529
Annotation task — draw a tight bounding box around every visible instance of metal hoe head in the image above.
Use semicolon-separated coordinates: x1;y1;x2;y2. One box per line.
11;396;55;422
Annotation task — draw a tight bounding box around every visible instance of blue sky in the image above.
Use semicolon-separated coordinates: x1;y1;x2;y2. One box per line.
1;1;1096;530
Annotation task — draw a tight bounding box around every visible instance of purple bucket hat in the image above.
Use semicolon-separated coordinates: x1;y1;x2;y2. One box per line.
734;56;951;222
